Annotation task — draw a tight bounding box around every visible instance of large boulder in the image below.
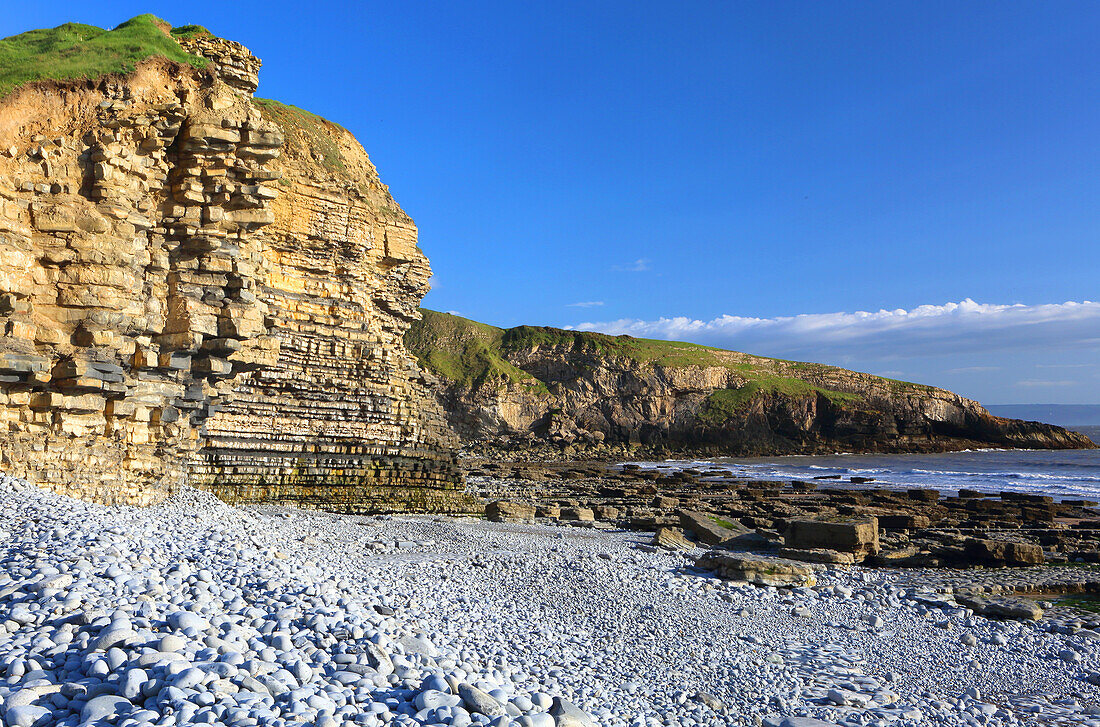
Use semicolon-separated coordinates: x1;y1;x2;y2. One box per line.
777;547;856;565
963;538;1045;566
784;518;879;559
653;526;695;551
536;504;561;519
696;551;819;587
550;697;598;727
955;593;1044;621
678;510;747;545
594;504;621;521
485;500;536;523
560;507;595;522
458;683;505;717
1006;541;1045;565
864;545;922;567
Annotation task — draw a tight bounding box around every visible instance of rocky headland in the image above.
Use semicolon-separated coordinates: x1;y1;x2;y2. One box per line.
0;15;1092;515
405;310;1095;459
0;16;462;512
1;16;1099;727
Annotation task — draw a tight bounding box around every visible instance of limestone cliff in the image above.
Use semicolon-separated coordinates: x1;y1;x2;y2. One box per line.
0;17;464;511
406;310;1096;456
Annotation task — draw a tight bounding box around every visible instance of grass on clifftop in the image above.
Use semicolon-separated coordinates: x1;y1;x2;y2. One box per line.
167;24;213;40
0;14;209;100
405;310;544;391
408;310;913;408
497;324;930;393
253;98;349;175
698;380;864;423
501;325;743;369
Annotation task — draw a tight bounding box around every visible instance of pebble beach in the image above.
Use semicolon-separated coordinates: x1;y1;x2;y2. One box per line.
0;474;1098;727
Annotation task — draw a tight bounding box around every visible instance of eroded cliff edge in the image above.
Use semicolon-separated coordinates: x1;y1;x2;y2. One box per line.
406;310;1096;457
0;18;464;510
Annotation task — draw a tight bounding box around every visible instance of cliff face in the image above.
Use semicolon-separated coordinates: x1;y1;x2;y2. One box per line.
0;19;464;511
406;310;1095;456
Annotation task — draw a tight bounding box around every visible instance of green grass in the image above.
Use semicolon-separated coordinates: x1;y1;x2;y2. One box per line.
405;310;545;392
253;98;348;174
710;515;738;530
407;311;899;413
499;324;931;398
407;309;506;349
1060;594;1100;613
0;14;209;100
698;379;864;423
501;325;739;368
168;24;212;40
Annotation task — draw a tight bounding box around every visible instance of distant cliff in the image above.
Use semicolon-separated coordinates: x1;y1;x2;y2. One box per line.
0;16;464;510
406;310;1096;456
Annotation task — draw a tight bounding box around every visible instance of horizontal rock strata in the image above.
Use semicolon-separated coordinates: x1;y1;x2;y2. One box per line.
696;551;821;587
0;29;463;510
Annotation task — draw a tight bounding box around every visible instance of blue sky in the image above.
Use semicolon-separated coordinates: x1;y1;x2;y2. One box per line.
4;2;1099;405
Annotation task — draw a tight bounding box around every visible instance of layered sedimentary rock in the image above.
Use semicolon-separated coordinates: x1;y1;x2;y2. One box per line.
406;310;1096;456
0;27;463;510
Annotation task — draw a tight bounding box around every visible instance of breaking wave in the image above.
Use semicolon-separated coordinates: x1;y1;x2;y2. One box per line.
627;447;1100;500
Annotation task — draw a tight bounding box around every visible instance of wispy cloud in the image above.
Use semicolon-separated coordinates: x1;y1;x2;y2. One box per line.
569;299;1100;360
1014;379;1077;387
612;258;651;273
1035;363;1095;369
947;366;1002;374
567;301;605;308
445;310;462;316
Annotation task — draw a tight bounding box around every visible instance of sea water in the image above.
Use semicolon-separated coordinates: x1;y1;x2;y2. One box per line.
630;427;1100;501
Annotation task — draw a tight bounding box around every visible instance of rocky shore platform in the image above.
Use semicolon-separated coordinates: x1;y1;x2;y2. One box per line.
1;473;1100;727
467;458;1100;568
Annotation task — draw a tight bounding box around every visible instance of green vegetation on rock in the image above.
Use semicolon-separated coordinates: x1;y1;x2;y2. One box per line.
498;324;915;395
698;379;864;423
709;515;738;530
405;310;544;391
0;14;208;99
167;24;212;40
253;98;348;174
405;314;1091;453
1060;593;1100;613
501;325;738;368
408;310;884;407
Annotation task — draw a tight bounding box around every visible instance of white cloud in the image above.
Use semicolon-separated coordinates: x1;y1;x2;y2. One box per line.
445;310;462;316
567;301;605;308
569;299;1100;360
1014;380;1077;387
612;258;651;273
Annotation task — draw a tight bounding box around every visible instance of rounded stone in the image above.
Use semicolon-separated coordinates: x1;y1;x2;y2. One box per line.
80;694;132;723
3;705;50;727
